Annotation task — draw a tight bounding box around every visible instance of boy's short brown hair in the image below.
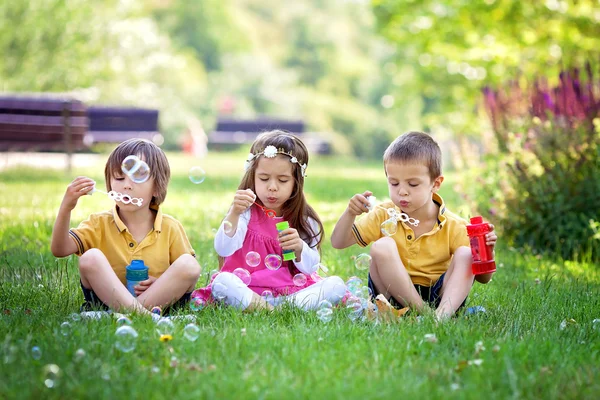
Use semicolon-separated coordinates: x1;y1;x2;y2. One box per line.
104;138;170;206
383;131;442;180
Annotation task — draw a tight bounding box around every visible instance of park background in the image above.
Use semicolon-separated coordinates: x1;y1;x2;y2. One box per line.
1;0;599;398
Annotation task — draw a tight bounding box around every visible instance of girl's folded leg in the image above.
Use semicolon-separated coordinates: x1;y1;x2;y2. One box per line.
289;276;347;311
212;272;272;311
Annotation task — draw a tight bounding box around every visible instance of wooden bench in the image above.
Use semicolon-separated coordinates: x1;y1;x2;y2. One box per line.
208;118;331;154
0;95;87;152
85;106;161;144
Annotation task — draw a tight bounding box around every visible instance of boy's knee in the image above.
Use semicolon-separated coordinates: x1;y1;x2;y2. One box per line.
175;254;201;280
79;248;105;272
371;237;396;258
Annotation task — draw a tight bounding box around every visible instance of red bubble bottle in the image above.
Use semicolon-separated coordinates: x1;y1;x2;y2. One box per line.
466;216;496;275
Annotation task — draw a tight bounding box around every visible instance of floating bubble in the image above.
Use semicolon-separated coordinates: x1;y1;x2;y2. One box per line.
156;318;175;336
116;316;132;326
121;155;139;175
42;364;61;388
115;325;138;353
212;282;228;301
265;254;282;271
73;349;86;363
317;307;333;323
70;313;81;322
190;297;206;312
245;251;261;268
121;155;150;184
31;346;42;360
593;319;600;330
130;161;150;184
380;218;398;237
293;273;307;287
189;166;206;184
183;324;200;342
233;268;251;286
222;220;233;234
346;276;363;296
354;253;371;271
262;290;275;303
346;296;364;321
356;286;370;300
318;299;333;310
60;321;71;336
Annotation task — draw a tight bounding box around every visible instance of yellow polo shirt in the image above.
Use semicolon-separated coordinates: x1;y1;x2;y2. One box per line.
352;193;469;286
69;205;195;285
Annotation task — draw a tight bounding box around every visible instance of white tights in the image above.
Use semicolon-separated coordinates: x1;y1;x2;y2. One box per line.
212;272;347;311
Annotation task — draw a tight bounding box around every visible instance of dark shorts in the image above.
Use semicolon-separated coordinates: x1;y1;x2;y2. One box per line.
80;281;192;315
367;272;467;311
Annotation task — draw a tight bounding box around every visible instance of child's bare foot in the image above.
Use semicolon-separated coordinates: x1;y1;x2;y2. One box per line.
244;293;274;312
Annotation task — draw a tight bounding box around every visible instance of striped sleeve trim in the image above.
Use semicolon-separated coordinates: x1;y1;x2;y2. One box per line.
352;224;368;247
69;230;85;255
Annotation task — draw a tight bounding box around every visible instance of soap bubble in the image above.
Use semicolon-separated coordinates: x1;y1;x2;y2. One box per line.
245;251;261;267
42;364;61;388
189;166;206;184
212;282;228;300
233;268;251;286
209;269;220;281
70;313;81;322
115;326;138;353
121;155;150;184
318;299;333;310
73;349;86;363
130;161;150;184
346;297;364;321
262;290;275;303
380;218;398;237
316;307;333;323
31;346;42;360
190;297;205;312
121;155;139;175
183;324;200;342
116;316;132;326
60;321;71;336
346;276;363;296
293;273;307;287
156;318;175;336
354;253;371;271
593;319;600;330
222;220;233;234
265;254;282;271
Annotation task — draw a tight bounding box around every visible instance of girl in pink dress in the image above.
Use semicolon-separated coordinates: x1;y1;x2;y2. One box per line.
192;131;346;310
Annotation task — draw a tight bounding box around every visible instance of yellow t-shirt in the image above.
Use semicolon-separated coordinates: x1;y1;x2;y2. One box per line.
352;193;469;286
69;205;195;284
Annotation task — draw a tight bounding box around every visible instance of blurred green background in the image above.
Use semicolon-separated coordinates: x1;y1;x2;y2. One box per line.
2;0;598;157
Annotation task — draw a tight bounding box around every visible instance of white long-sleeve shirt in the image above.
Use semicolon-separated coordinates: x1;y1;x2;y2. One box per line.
214;209;321;275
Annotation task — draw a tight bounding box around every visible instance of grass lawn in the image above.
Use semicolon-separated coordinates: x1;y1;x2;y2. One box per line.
1;151;599;399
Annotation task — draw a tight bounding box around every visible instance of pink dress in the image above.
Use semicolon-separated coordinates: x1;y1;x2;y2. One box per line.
192;205;318;303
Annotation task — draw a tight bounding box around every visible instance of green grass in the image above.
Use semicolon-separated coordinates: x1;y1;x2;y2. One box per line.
1;151;599;399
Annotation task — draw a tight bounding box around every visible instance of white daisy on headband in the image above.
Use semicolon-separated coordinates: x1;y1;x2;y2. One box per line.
244;146;308;177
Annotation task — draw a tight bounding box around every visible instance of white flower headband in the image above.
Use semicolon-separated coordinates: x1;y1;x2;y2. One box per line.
245;145;308;177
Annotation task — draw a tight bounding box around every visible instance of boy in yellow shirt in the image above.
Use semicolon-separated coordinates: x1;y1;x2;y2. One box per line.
51;138;201;315
331;131;497;319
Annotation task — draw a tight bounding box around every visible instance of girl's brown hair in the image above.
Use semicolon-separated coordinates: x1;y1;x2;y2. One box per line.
235;131;324;273
104;138;170;206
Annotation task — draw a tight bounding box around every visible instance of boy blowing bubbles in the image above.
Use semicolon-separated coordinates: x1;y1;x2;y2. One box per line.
51;139;200;315
331;131;497;319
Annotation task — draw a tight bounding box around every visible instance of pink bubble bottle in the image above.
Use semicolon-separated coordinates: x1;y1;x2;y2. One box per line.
466;216;496;275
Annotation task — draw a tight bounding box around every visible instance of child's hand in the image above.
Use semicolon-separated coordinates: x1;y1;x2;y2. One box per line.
61;176;95;211
486;223;497;247
278;227;303;255
347;191;373;216
231;189;256;215
134;276;157;296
